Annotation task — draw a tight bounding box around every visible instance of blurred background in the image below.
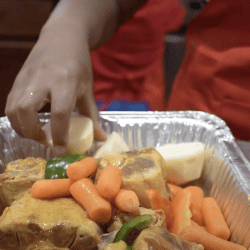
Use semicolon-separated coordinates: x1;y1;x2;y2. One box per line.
0;0;205;117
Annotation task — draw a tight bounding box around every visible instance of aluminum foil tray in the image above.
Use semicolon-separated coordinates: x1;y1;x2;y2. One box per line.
1;111;250;248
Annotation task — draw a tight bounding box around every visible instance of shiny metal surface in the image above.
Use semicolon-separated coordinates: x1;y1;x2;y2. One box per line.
0;111;250;248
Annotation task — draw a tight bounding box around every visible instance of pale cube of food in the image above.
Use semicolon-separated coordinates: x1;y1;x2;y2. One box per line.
0;157;46;208
94;132;129;159
156;142;205;185
0;194;102;250
42;113;94;154
97;147;171;208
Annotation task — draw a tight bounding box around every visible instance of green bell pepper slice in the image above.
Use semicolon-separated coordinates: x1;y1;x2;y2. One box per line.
45;153;85;179
113;214;153;244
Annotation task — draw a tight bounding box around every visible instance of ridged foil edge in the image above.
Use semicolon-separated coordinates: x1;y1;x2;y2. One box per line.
0;111;250;248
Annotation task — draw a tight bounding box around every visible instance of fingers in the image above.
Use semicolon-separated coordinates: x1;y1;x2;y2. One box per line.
50;87;76;156
5;89;47;143
76;89;107;141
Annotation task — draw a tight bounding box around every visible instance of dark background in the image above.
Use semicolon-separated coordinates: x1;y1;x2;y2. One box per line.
0;0;205;117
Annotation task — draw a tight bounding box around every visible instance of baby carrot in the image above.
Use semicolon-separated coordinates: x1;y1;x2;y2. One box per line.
96;165;122;200
180;226;246;250
66;157;97;181
31;179;74;199
185;186;204;226
145;189;174;230
168;183;183;196
191;220;207;232
70;178;112;223
170;189;192;235
202;197;230;240
115;189;139;213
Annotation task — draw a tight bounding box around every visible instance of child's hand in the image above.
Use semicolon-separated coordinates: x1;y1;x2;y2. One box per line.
5;25;106;156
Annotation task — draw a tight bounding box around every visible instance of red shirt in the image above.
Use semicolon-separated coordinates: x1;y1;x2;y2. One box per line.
91;0;185;111
167;0;250;140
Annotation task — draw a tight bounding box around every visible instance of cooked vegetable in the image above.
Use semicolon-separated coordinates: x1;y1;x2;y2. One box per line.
98;147;171;208
113;214;153;244
191;220;207;232
201;197;230;240
70;178;112;223
94;132;129;159
45;153;85;179
156;142;205;185
42;113;94;154
170;189;192;235
31;179;73;199
66;157;97;181
185;186;204;226
180;226;246;250
96;165;122;200
145;189;174;230
107;207;166;233
115;189;139;213
168;183;183;196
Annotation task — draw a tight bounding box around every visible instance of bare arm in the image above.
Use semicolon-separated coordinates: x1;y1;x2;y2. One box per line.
41;0;148;50
5;0;186;156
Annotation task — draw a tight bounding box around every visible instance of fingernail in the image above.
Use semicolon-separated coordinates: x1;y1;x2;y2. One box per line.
52;146;66;157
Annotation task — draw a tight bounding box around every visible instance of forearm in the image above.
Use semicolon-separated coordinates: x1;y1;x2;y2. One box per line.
40;0;147;50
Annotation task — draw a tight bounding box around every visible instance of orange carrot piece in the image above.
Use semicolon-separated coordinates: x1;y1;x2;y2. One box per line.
191;220;207;232
168;183;183;196
96;165;122;200
70;178;112;223
115;189;139;213
146;189;174;230
202;197;230;240
180;226;246;250
185;186;204;226
66;157;97;181
31;179;74;199
170;189;192;235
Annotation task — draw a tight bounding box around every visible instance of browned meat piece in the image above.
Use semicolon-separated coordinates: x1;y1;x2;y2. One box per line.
26;241;69;250
133;227;204;250
97;147;171;208
0;157;46;208
0;194;102;250
107;207;166;233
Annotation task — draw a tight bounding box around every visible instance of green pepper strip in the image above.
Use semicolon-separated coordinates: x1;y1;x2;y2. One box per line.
126;246;133;250
113;214;153;244
44;153;85;179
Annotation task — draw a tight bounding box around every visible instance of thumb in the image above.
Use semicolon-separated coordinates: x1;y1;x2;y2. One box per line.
76;91;107;141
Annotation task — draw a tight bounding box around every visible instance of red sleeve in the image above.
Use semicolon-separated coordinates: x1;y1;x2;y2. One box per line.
91;0;186;80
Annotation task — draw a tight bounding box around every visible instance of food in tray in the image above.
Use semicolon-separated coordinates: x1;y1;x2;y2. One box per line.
107;207;166;233
156;142;205;185
26;241;69;250
0;140;247;250
132;227;204;250
94;132;130;159
97;147;171;208
42;114;94;154
0;194;101;250
0;157;46;208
